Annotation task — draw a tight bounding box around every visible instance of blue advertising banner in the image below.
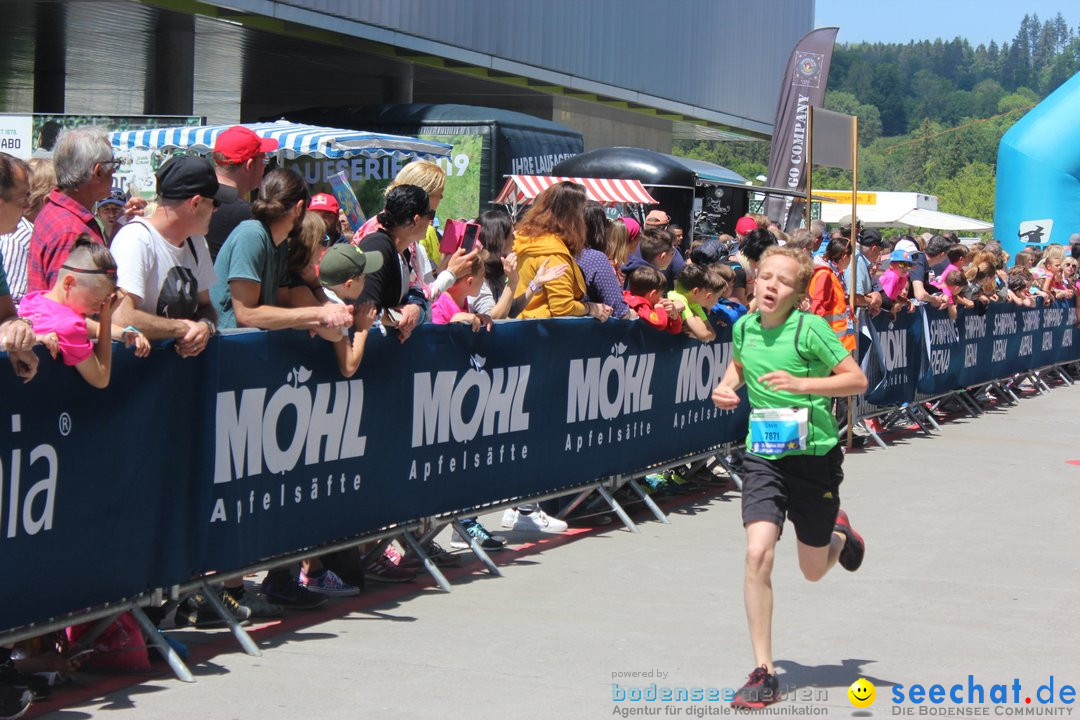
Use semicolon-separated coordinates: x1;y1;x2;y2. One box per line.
861;309;923;406
198;319;749;573
3;303;1077;633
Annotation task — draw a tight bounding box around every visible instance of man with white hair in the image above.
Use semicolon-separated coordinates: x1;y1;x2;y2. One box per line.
27;127;116;293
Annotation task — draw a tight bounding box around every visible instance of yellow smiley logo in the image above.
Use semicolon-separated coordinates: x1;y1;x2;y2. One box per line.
848;678;876;708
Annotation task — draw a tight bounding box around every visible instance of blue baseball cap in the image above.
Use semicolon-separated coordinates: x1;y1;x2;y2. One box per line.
889;249;913;264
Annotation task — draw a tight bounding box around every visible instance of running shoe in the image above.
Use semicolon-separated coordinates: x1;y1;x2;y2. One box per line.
300;568;361;596
451;519;508;551
834;508;866;572
363;553;418;583
513;509;568;534
730;665;779;709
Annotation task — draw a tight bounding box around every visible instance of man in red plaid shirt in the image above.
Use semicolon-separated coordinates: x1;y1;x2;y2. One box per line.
27;128;116;294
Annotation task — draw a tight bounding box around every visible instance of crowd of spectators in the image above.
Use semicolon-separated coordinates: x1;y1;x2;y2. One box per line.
4;130;1080;716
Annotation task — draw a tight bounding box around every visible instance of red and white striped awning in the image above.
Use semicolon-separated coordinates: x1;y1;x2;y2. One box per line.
494;175;657;206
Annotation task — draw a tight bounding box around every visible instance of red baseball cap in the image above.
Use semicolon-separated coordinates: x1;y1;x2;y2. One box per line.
309;193;340;214
213;126;279;165
735;216;758;236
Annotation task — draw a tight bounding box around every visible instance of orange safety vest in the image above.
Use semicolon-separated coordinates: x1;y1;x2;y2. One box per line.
808;265;856;352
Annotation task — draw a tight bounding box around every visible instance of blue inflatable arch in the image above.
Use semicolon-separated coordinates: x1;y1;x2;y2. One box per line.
995;70;1080;259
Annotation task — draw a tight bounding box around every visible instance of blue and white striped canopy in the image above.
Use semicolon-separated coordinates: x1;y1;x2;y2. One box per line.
110;120;452;160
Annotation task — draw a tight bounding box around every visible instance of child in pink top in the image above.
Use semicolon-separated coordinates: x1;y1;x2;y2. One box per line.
879;249;914;301
17;237;148;388
430;250;494;332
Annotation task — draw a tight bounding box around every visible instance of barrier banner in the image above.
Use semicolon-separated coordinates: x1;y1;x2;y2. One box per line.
0;348;203;631
861;309;923;406
5;303;1077;633
198;320;748;573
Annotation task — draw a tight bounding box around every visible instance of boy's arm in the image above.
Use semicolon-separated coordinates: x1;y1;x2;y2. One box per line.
758;355;867;398
711;358;745;410
334;329;368;378
682;314;716;342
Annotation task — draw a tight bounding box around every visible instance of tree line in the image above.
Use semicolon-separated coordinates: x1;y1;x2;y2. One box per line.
675;13;1080;227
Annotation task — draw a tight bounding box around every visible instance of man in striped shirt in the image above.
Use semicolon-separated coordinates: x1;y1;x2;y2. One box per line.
0;216;31;304
0;152;41;382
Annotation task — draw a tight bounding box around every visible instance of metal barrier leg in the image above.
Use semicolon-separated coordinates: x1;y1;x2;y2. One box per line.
905;406;932;435
918;405;942;432
200;581;261;657
858;419;888;448
129;605;196;683
555;486;600;520
959;390;983;415
1034;371;1053;393
1054;366;1074;385
595;484;639;533
713;455;743;491
450;519;502;577
625;478;670;524
400;532;453;592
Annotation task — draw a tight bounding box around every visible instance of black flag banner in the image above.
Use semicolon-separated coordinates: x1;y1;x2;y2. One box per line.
764;27;838;230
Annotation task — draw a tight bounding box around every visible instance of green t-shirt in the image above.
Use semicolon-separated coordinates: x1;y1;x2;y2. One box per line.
210;219;289;329
733;310;850;458
667;289;708;323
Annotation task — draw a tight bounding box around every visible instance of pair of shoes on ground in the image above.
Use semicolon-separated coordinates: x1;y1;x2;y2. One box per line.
500;508;568;534
450;518;508;551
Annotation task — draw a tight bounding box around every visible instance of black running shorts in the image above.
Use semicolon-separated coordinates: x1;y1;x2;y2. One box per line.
740;445;843;547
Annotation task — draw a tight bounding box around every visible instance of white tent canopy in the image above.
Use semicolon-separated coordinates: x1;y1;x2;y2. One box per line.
817;190;993;232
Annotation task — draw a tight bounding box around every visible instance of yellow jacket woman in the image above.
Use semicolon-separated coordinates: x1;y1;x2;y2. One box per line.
512;181;611;321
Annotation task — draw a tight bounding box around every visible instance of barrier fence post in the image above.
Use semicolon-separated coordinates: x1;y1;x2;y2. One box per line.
400;532;453;592
625;478;671;524
595;483;639;534
128;605;195;683
450;519;502;577
200;580;262;657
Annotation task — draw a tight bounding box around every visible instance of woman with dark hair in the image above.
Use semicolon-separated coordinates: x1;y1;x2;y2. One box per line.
356;184;433;340
469;209;566;319
578;202;631;318
513;181;611;320
211;168;352;332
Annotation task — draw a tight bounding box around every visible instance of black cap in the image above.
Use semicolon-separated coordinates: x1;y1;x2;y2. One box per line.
155;155;238;203
858;228;885;247
690;238;725;265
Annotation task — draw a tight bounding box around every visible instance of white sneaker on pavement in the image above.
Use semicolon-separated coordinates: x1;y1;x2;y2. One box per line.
513;509;568;534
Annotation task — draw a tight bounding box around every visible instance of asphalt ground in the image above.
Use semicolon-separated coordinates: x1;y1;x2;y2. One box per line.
30;377;1080;719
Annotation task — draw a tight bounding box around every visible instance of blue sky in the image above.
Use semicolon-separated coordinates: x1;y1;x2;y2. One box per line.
816;0;1077;46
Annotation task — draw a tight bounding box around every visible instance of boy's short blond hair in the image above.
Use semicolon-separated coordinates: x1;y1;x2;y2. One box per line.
760;245;814;295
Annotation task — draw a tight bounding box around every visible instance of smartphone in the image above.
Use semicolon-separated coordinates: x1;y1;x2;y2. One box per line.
438;219;482;254
461;223;480;252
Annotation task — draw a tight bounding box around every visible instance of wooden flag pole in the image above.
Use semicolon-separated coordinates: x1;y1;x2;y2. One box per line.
847;115;859;449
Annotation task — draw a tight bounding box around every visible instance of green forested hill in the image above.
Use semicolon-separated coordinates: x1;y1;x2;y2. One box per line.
675;13;1080;223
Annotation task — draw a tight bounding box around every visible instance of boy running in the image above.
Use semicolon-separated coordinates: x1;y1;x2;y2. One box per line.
711;246;868;710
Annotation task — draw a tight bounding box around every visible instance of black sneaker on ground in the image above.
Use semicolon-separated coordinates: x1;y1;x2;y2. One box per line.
834;508;865;572
731;665;780;709
261;577;329;610
0;686;32;720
